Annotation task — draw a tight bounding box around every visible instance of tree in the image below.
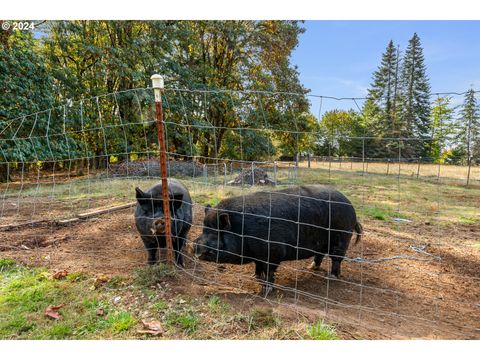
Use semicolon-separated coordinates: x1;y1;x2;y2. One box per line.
455;88;480;165
42;21;177;168
429;96;456;163
316;110;366;157
2;21;314;173
363;40;401;157
167;21;311;160
0;27;58;182
399;33;432;158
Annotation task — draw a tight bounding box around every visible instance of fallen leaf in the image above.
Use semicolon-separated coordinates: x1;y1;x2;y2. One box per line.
45;304;65;320
137;320;163;336
96;308;105;316
51;270;69;280
92;275;110;289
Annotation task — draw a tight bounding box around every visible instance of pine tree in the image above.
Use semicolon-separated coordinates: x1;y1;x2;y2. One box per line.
363;40;402;157
400;33;432;158
456;89;480;166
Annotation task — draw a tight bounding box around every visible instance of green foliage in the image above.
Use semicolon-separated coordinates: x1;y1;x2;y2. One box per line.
399;33;432;158
363;40;402;158
429;97;456;162
1;21;316;174
317;109;365;157
455;88;480;165
364;34;432;159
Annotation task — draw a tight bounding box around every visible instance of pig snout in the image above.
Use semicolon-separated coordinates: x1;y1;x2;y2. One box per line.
150;218;166;235
193;236;210;259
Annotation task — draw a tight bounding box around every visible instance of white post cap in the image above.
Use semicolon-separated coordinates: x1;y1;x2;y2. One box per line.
150;74;164;89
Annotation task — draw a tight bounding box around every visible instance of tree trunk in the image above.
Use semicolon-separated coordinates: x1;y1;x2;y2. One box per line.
0;163;10;183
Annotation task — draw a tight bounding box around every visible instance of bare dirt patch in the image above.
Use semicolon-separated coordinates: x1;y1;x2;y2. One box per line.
1;204;479;339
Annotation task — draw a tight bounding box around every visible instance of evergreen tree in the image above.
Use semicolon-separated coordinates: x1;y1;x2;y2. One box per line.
363;40;401;157
456;88;480;165
400;33;431;158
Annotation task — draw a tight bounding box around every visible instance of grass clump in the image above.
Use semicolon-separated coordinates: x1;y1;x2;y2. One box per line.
247;307;279;330
165;307;199;335
306;320;339;340
0;258;17;273
134;264;177;287
207;295;230;313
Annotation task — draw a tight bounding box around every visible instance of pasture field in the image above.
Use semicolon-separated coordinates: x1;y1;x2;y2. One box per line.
0;164;479;339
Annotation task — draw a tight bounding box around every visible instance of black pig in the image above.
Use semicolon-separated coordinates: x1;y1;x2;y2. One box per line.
194;185;362;295
135;179;192;266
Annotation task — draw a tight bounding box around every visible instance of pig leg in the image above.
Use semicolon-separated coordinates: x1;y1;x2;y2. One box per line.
173;237;185;267
254;261;266;281
307;254;324;271
329;233;351;278
329;248;346;278
262;264;278;297
146;247;158;265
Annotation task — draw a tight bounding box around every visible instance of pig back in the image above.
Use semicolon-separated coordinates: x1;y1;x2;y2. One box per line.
217;185;357;261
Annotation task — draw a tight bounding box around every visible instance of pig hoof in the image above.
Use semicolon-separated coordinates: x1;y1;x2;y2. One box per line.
217;265;226;272
307;262;320;271
262;284;273;297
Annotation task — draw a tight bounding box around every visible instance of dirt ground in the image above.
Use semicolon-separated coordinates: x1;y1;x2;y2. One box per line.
1;204;479;339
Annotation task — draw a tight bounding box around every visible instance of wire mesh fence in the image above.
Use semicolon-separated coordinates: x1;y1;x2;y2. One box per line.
0;84;479;339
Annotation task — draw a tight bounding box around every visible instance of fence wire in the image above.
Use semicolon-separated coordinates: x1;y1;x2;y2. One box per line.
0;86;479;339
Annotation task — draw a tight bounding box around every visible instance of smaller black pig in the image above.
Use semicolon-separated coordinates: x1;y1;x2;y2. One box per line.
135;179;192;266
194;185;362;295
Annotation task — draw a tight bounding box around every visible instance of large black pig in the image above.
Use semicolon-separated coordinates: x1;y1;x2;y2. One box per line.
194;185;362;295
135;179;192;266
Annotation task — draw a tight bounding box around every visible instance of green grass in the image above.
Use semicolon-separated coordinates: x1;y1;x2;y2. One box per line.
306;320;339;340
0;259;344;339
164;307;199;335
207;295;230;312
458;215;478;225
0;259;137;339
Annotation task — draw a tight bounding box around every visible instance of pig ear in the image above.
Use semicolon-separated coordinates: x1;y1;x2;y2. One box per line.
135;187;150;205
171;193;183;211
218;213;231;231
204;204;212;214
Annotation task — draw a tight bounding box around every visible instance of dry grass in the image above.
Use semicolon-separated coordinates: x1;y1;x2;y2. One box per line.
291;160;480;186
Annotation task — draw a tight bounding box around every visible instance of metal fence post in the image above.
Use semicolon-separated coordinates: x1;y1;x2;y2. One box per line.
467;156;472;186
273;161;277;186
223;162;227;186
251;162;255;186
151;74;174;264
417;157;421;179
